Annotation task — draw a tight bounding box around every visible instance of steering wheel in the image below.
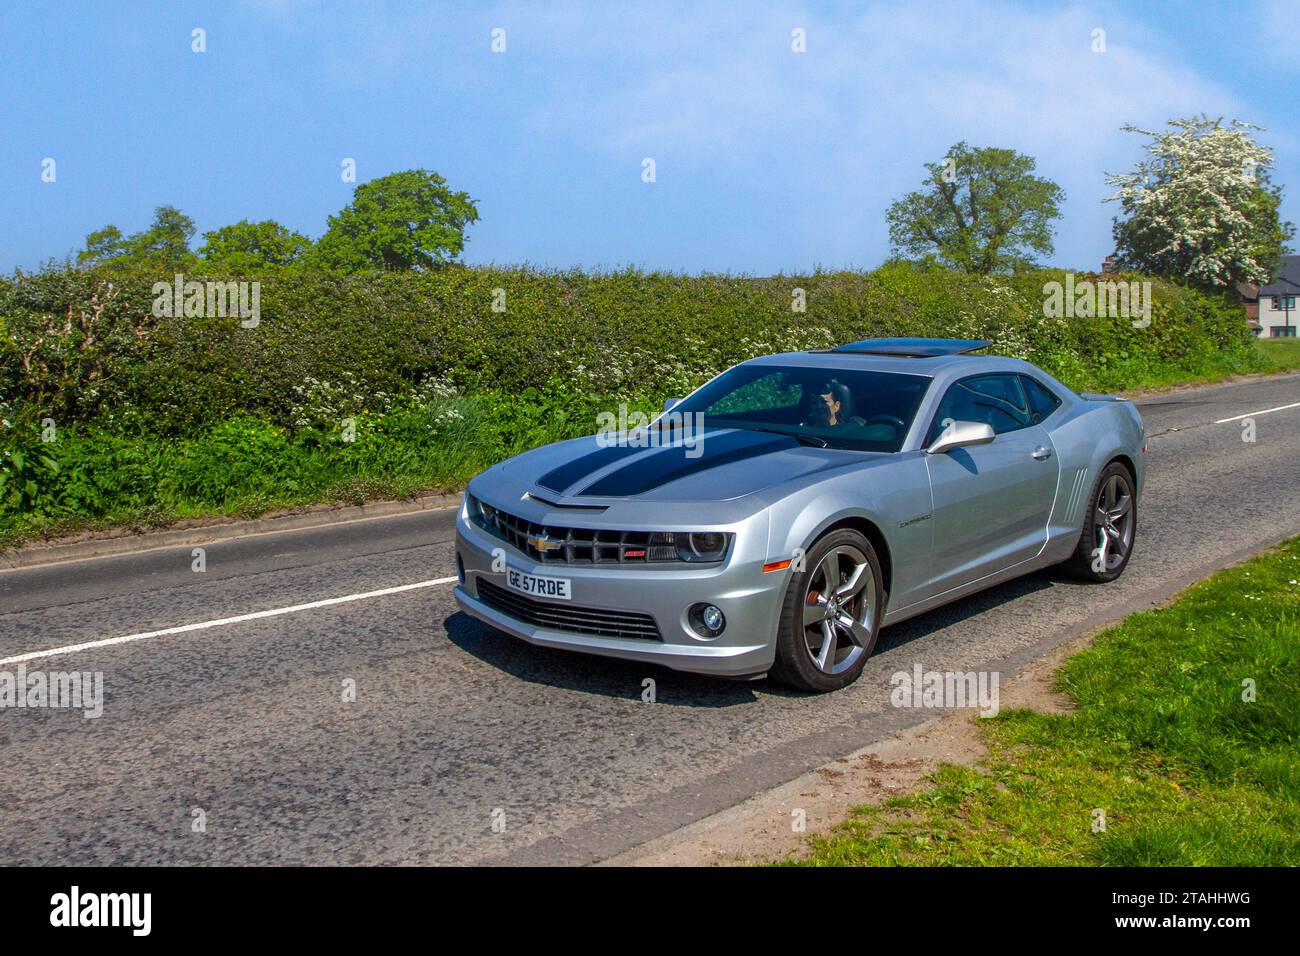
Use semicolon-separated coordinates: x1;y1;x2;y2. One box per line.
861;414;906;430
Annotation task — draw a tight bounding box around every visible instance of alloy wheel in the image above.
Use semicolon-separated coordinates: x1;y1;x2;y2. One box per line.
1093;472;1134;571
801;545;878;676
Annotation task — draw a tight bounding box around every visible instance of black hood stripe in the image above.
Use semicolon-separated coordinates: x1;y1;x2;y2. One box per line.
576;429;796;497
535;444;641;494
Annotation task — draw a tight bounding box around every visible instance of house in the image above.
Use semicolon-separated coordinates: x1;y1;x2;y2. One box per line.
1256;255;1300;338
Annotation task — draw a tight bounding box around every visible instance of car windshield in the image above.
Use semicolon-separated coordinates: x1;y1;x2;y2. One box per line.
669;364;931;452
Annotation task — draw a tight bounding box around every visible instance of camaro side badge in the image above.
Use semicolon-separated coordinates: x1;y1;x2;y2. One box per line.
898;513;932;528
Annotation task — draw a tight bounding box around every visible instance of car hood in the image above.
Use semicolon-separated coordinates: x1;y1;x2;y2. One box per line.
494;427;874;503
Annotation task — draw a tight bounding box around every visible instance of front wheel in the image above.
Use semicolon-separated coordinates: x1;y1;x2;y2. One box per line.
1061;461;1137;582
769;529;884;693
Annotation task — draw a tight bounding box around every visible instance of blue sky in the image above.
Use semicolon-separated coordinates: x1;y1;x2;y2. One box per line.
2;0;1296;275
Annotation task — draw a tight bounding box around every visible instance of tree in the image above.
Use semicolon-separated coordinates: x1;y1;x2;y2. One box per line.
886;142;1065;274
1107;117;1294;290
125;205;196;269
77;225;126;267
77;205;196;270
312;169;480;272
198;219;312;271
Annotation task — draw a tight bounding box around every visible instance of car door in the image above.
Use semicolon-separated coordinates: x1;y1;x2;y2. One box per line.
920;373;1060;597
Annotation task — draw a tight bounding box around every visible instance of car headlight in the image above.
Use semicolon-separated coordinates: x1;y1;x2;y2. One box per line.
645;531;730;562
674;531;731;563
467;494;498;529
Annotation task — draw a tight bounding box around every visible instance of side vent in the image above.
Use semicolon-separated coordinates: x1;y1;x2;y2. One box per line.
1064;468;1089;523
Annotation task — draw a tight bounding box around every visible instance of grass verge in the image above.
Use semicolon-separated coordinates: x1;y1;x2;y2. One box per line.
789;537;1300;866
1255;337;1300;372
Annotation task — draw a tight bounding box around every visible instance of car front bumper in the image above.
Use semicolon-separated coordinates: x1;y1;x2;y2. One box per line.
452;505;784;678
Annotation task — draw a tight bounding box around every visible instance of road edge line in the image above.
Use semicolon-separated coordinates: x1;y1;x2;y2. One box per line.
0;575;461;667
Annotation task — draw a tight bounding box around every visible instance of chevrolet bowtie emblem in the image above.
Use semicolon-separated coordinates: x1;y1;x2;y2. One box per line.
527;534;563;553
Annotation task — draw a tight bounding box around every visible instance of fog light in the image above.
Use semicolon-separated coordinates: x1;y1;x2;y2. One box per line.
455;552;465;584
688;603;726;638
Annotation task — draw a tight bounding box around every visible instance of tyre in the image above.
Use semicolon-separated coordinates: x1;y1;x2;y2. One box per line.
1061;460;1137;582
769;529;884;692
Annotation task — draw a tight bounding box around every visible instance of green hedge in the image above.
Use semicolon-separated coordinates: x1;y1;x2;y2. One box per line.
1;262;1258;435
0;263;1264;540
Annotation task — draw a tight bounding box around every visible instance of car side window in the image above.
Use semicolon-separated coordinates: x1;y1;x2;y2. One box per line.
926;374;1031;443
1021;375;1062;424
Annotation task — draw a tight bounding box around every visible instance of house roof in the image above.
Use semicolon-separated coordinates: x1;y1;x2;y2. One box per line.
1260;255;1300;296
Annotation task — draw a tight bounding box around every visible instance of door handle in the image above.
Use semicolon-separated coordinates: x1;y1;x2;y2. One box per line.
1031;446;1052;460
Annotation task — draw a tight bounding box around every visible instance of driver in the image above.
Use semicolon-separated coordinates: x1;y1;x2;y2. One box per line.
804;381;853;427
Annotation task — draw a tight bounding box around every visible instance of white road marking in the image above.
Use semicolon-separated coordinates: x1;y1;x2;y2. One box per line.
1214;401;1300;424
0;576;459;667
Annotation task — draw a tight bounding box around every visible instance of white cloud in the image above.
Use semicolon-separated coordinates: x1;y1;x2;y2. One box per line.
233;0;1273;270
505;0;1247;268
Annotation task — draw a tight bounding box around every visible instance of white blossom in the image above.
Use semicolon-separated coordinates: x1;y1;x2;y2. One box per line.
1106;117;1279;287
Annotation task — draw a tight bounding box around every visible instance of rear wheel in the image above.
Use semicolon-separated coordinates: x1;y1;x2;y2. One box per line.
1062;461;1136;582
769;529;883;692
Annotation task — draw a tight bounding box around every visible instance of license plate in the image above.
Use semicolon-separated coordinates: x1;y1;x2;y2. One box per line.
506;566;571;601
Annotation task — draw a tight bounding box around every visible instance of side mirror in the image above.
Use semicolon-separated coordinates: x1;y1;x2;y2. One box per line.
662;397;681;414
926;420;995;455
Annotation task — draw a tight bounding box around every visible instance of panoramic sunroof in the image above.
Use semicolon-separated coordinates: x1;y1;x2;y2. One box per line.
829;338;991;357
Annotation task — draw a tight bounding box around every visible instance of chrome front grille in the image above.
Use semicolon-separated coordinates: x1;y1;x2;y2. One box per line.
474;503;679;565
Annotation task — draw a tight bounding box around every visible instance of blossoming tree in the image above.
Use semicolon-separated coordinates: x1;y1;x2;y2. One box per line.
1107;117;1294;290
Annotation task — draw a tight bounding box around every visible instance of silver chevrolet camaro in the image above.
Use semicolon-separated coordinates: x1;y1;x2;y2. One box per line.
453;338;1145;692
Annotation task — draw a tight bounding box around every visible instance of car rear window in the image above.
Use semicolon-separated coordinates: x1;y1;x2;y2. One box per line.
1021;375;1062;423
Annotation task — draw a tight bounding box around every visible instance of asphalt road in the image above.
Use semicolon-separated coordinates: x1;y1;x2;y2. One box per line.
2;373;1298;865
